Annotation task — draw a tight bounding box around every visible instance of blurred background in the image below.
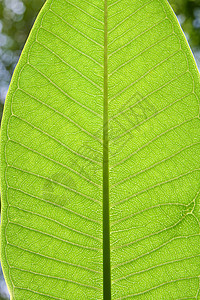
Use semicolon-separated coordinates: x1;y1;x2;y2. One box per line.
0;0;199;298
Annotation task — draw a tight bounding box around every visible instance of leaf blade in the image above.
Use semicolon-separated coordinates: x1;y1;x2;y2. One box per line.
1;0;200;299
109;0;200;299
1;0;104;299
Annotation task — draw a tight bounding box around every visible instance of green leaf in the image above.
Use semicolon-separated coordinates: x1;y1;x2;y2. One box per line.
1;0;200;299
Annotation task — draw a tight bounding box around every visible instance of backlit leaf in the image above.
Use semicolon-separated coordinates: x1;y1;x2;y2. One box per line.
1;0;200;299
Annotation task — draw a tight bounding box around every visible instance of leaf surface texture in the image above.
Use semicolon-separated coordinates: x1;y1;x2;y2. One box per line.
1;0;200;299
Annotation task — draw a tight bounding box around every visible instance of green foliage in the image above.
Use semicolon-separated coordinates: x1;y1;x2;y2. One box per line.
1;0;200;299
169;0;200;47
0;0;199;104
0;0;45;53
0;0;45;103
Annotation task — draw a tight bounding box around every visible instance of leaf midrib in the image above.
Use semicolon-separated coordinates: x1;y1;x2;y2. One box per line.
103;0;111;299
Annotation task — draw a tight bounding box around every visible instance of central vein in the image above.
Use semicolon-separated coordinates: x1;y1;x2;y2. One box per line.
103;0;111;299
